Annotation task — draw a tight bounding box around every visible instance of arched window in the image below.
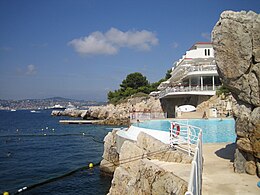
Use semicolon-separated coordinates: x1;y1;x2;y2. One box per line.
205;49;207;56
208;49;210;56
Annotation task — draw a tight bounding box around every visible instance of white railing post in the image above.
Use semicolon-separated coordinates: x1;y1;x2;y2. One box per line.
168;121;202;195
188;125;191;156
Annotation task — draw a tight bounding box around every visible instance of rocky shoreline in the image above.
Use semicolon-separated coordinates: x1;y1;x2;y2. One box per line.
51;96;163;126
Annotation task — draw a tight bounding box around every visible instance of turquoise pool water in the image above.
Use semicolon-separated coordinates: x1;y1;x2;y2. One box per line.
133;118;236;143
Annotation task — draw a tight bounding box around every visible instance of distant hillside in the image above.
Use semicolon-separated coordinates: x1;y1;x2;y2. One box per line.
0;97;106;110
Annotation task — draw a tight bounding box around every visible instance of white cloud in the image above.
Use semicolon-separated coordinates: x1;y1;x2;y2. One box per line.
68;27;159;55
201;32;211;41
26;64;37;75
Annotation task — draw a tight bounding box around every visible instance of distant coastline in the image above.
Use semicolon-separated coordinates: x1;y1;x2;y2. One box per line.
0;97;106;110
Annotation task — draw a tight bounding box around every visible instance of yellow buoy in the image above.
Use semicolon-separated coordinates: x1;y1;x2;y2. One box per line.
89;163;94;168
3;192;9;195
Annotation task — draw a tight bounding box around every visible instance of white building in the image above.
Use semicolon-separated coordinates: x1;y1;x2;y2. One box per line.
157;42;221;118
159;42;221;99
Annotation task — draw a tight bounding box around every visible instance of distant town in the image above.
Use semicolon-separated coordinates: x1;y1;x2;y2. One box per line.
0;97;106;110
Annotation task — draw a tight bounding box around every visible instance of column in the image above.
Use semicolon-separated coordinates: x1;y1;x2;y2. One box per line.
212;76;215;90
200;76;203;90
189;77;191;91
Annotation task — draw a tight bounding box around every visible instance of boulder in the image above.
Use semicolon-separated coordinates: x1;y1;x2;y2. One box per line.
212;10;260;107
136;132;192;163
245;161;257;175
119;140;145;177
100;130;119;175
212;10;260;175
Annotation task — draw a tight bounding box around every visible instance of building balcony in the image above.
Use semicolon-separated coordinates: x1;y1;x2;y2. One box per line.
159;85;221;99
170;64;217;84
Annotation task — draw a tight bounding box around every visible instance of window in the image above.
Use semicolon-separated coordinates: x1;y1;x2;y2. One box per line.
208;49;210;56
205;49;207;56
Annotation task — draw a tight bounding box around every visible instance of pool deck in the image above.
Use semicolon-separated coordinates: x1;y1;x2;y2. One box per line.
202;143;259;195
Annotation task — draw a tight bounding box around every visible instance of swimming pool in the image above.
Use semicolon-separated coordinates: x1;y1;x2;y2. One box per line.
133;118;236;143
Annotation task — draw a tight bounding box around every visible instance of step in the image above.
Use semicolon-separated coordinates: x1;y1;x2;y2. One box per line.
150;159;191;182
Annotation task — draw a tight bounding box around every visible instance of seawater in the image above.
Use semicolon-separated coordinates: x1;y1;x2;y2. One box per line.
0;110;114;195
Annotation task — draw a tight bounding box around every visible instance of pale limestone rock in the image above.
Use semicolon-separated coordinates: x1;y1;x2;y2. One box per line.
237;138;254;154
251;124;260;159
100;130;119;175
245;161;257;175
85;96;163;125
257;162;260;177
152;172;187;195
108;166;132;195
212;10;260;175
234;148;246;173
137;132;168;153
100;159;116;174
104;131;191;194
119;140;145;177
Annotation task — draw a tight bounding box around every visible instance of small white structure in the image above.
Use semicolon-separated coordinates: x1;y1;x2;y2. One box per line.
176;105;196;113
209;108;217;117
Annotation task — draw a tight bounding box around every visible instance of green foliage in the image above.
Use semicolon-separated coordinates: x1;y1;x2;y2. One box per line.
131;92;149;98
165;69;172;79
107;69;172;104
216;85;230;96
120;72;149;90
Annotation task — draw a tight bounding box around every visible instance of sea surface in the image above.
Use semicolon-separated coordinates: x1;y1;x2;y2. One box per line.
0;110;116;195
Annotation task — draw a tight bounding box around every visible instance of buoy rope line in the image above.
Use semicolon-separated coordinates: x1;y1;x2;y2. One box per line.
6;146;172;195
11;162;101;195
1;133;104;144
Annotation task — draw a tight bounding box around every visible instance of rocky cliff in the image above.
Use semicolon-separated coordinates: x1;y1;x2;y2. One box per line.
212;10;260;176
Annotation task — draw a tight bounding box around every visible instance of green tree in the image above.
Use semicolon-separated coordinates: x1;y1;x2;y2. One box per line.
107;69;172;104
120;72;149;90
165;68;172;79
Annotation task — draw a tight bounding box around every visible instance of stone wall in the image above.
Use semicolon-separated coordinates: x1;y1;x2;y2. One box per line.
212;10;260;176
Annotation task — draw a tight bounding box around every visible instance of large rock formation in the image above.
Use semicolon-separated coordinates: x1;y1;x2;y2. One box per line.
100;129;120;175
51;109;87;117
84;96;163;125
212;10;260;175
101;131;192;194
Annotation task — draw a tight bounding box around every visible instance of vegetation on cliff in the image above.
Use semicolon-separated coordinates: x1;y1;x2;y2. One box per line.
108;69;171;104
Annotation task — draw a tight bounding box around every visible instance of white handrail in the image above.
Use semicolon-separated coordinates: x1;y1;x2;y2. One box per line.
185;131;203;195
169;122;203;195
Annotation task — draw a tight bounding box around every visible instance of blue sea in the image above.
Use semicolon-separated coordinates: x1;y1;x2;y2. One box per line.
0;110;115;195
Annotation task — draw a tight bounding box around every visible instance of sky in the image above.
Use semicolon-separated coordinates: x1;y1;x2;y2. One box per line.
0;0;259;101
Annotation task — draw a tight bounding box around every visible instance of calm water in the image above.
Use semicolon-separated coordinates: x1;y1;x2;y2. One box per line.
0;110;114;195
134;118;236;143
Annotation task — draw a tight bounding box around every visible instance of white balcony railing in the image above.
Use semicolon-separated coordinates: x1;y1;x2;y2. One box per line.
159;85;220;98
171;65;217;83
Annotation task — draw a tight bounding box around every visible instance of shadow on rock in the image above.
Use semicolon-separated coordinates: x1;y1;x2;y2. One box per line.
215;143;236;162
